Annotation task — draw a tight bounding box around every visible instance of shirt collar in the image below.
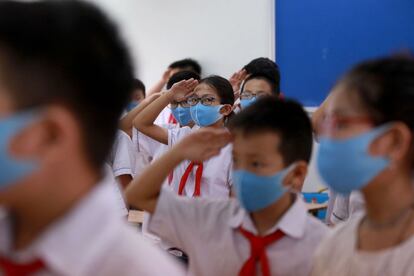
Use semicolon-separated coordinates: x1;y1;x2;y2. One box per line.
0;168;122;275
228;193;308;239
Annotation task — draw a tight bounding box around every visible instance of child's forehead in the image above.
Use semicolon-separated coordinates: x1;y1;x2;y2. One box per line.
194;83;217;96
232;129;282;153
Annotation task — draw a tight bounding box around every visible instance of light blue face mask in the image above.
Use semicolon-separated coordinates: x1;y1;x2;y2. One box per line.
317;125;391;195
190;103;223;127
0;111;38;188
126;101;139;112
240;97;257;109
232;166;293;212
171;106;192;126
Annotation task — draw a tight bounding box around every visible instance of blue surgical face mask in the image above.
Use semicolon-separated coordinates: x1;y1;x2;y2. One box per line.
317;125;390;195
190;103;223;127
232;165;293;212
126;101;139;112
240;97;257;109
171;106;192;126
0;111;38;188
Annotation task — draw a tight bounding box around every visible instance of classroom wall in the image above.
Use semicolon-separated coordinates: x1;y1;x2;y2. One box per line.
86;0;275;86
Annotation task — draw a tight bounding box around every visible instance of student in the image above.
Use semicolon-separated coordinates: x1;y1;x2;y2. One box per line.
147;59;202;126
230;57;281;96
126;97;329;276
312;56;414;275
125;78;146;112
119;71;200;175
132;71;200;166
108;130;137;189
133;75;234;198
148;58;202;96
111;80;146;190
240;73;280;109
0;1;183;275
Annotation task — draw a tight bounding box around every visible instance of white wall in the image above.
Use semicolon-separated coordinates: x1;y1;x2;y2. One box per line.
86;0;275;86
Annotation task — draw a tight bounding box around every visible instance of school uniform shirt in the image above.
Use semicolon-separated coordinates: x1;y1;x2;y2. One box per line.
0;174;184;276
132;124;179;246
331;191;365;225
154;106;175;126
104;163;128;217
312;212;414;276
168;126;232;199
132;123;178;166
148;187;329;276
109;130;137;178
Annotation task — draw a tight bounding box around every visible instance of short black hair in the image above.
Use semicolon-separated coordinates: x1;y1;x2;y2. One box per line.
0;0;133;169
169;58;202;75
166;70;201;89
133;78;146;97
339;55;414;168
229;97;313;164
241;72;280;96
243;57;280;93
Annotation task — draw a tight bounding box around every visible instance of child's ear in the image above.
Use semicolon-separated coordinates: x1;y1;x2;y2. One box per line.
220;104;233;116
370;122;412;166
9;106;80;163
283;161;308;192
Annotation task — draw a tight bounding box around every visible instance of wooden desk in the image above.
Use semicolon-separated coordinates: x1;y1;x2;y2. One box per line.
128;210;145;224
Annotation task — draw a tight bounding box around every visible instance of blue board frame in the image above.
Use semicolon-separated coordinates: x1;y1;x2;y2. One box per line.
275;0;414;106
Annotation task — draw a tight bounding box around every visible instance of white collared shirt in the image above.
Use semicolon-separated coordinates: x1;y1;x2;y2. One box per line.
168;126;232;199
132;123;177;170
154;106;174;126
149;187;329;276
109;130;137;178
312;213;414;276
0;175;184;276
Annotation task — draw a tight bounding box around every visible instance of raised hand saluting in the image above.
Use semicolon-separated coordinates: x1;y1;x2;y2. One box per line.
175;128;232;163
167;78;199;102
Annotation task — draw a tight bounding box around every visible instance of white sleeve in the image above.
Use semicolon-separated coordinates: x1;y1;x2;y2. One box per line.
148;186;231;251
331;194;350;224
104;164;128;217
112;131;135;177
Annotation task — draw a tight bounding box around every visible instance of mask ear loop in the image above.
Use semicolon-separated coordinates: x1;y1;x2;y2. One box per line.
369;122;396;170
280;162;300;193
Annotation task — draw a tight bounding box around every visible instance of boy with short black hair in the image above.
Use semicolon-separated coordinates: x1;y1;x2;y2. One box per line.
126;97;329;276
0;1;183;275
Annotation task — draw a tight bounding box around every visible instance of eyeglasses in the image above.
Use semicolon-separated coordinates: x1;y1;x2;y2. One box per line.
240;91;268;100
171;100;190;108
187;95;219;106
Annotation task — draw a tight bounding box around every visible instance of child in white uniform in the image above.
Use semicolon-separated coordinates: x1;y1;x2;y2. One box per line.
0;2;183;275
312;56;414;275
126;97;329;276
133;75;235;199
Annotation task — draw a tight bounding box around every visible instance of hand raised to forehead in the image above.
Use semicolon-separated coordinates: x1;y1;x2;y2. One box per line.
229;68;248;93
176;128;232;162
169;79;199;102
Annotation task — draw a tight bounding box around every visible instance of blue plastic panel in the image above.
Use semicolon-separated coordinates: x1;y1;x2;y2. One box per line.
276;0;414;106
